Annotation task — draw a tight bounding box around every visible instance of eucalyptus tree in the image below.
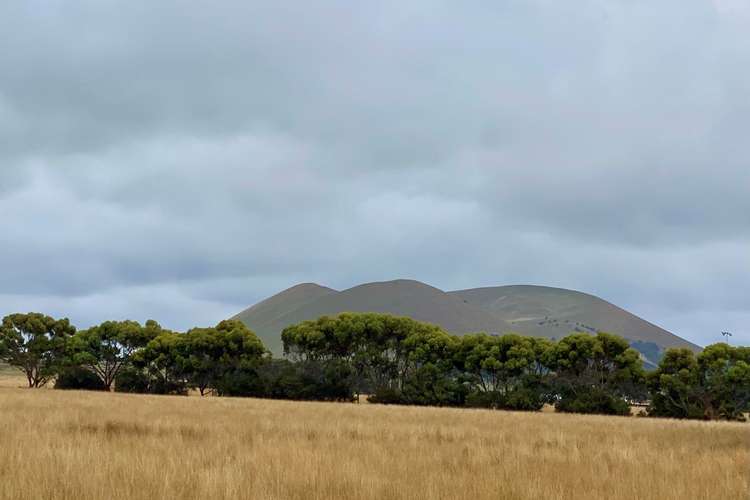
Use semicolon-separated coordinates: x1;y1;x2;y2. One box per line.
0;313;76;388
548;332;645;415
67;320;164;391
648;343;750;420
456;333;552;410
282;312;461;403
178;320;267;396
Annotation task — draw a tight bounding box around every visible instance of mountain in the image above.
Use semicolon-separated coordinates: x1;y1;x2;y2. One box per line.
234;280;513;355
235;282;337;328
448;285;699;366
233;279;700;364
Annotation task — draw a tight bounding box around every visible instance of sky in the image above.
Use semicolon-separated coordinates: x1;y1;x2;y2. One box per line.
1;1;748;347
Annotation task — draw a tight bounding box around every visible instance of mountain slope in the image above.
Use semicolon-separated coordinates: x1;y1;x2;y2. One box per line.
236;279;512;355
233;283;337;351
449;285;700;366
234;280;699;360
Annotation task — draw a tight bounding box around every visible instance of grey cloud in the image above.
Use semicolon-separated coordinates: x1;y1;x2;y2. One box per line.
0;0;748;346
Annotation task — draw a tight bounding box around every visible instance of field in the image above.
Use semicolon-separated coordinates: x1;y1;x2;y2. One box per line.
0;377;748;500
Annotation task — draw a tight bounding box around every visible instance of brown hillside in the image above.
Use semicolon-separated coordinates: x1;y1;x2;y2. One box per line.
236;280;512;355
448;285;699;352
234;280;699;359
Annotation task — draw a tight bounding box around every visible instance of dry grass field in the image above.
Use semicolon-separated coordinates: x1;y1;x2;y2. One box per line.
0;378;748;500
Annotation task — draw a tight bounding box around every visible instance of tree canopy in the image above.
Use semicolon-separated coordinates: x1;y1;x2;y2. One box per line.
173;320;267;396
67;319;164;390
648;343;750;420
0;313;76;387
547;332;645;415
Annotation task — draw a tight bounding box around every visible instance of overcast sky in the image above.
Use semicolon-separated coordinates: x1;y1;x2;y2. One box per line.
1;1;748;346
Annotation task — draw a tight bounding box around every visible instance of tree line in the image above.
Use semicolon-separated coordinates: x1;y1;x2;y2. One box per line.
1;312;748;421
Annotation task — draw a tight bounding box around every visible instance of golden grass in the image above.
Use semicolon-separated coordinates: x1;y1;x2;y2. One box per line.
0;374;33;390
0;384;748;500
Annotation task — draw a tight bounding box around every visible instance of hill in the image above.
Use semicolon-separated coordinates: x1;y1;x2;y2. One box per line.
233;279;700;363
234;280;513;355
234;282;337;329
449;285;698;366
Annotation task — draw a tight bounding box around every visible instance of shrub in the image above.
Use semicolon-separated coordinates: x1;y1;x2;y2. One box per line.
213;366;265;397
399;364;466;407
465;391;503;409
465;386;547;411
114;366;187;395
114;366;151;394
215;359;355;402
503;386;548;411
555;387;631;416
54;367;107;391
368;387;403;405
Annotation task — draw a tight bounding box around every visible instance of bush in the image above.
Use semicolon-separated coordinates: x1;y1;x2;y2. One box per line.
301;359;356;402
400;365;466;407
215;359;355;402
148;377;189;396
555;388;631;416
54;367;107;391
114;366;151;393
114;366;187;395
213;366;265;397
370;364;466;407
465;386;547;411
504;386;547;411
368;387;403;405
465;391;503;409
647;392;705;420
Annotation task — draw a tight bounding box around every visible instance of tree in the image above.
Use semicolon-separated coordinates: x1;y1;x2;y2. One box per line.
177;320;267;396
648;344;750;420
282;312;457;402
214;320;266;360
0;313;76;387
67;320;163;391
457;334;552;411
548;332;644;415
698;343;750;420
129;320;267;396
647;348;703;419
133;331;187;395
397;325;463;406
175;327;224;396
282;313;410;397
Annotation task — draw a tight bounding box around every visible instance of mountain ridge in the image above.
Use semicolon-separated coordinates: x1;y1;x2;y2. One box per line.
233;279;699;362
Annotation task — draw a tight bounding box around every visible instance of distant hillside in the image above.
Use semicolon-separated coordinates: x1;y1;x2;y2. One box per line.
234;280;513;355
233;279;700;364
236;283;337;329
449;285;699;367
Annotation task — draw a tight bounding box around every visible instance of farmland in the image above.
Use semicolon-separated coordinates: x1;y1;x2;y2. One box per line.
0;381;747;500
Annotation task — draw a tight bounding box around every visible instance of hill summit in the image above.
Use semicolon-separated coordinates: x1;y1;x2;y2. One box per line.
233;279;699;366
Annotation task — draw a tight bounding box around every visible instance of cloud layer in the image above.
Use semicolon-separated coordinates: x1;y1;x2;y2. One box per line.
1;1;748;345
